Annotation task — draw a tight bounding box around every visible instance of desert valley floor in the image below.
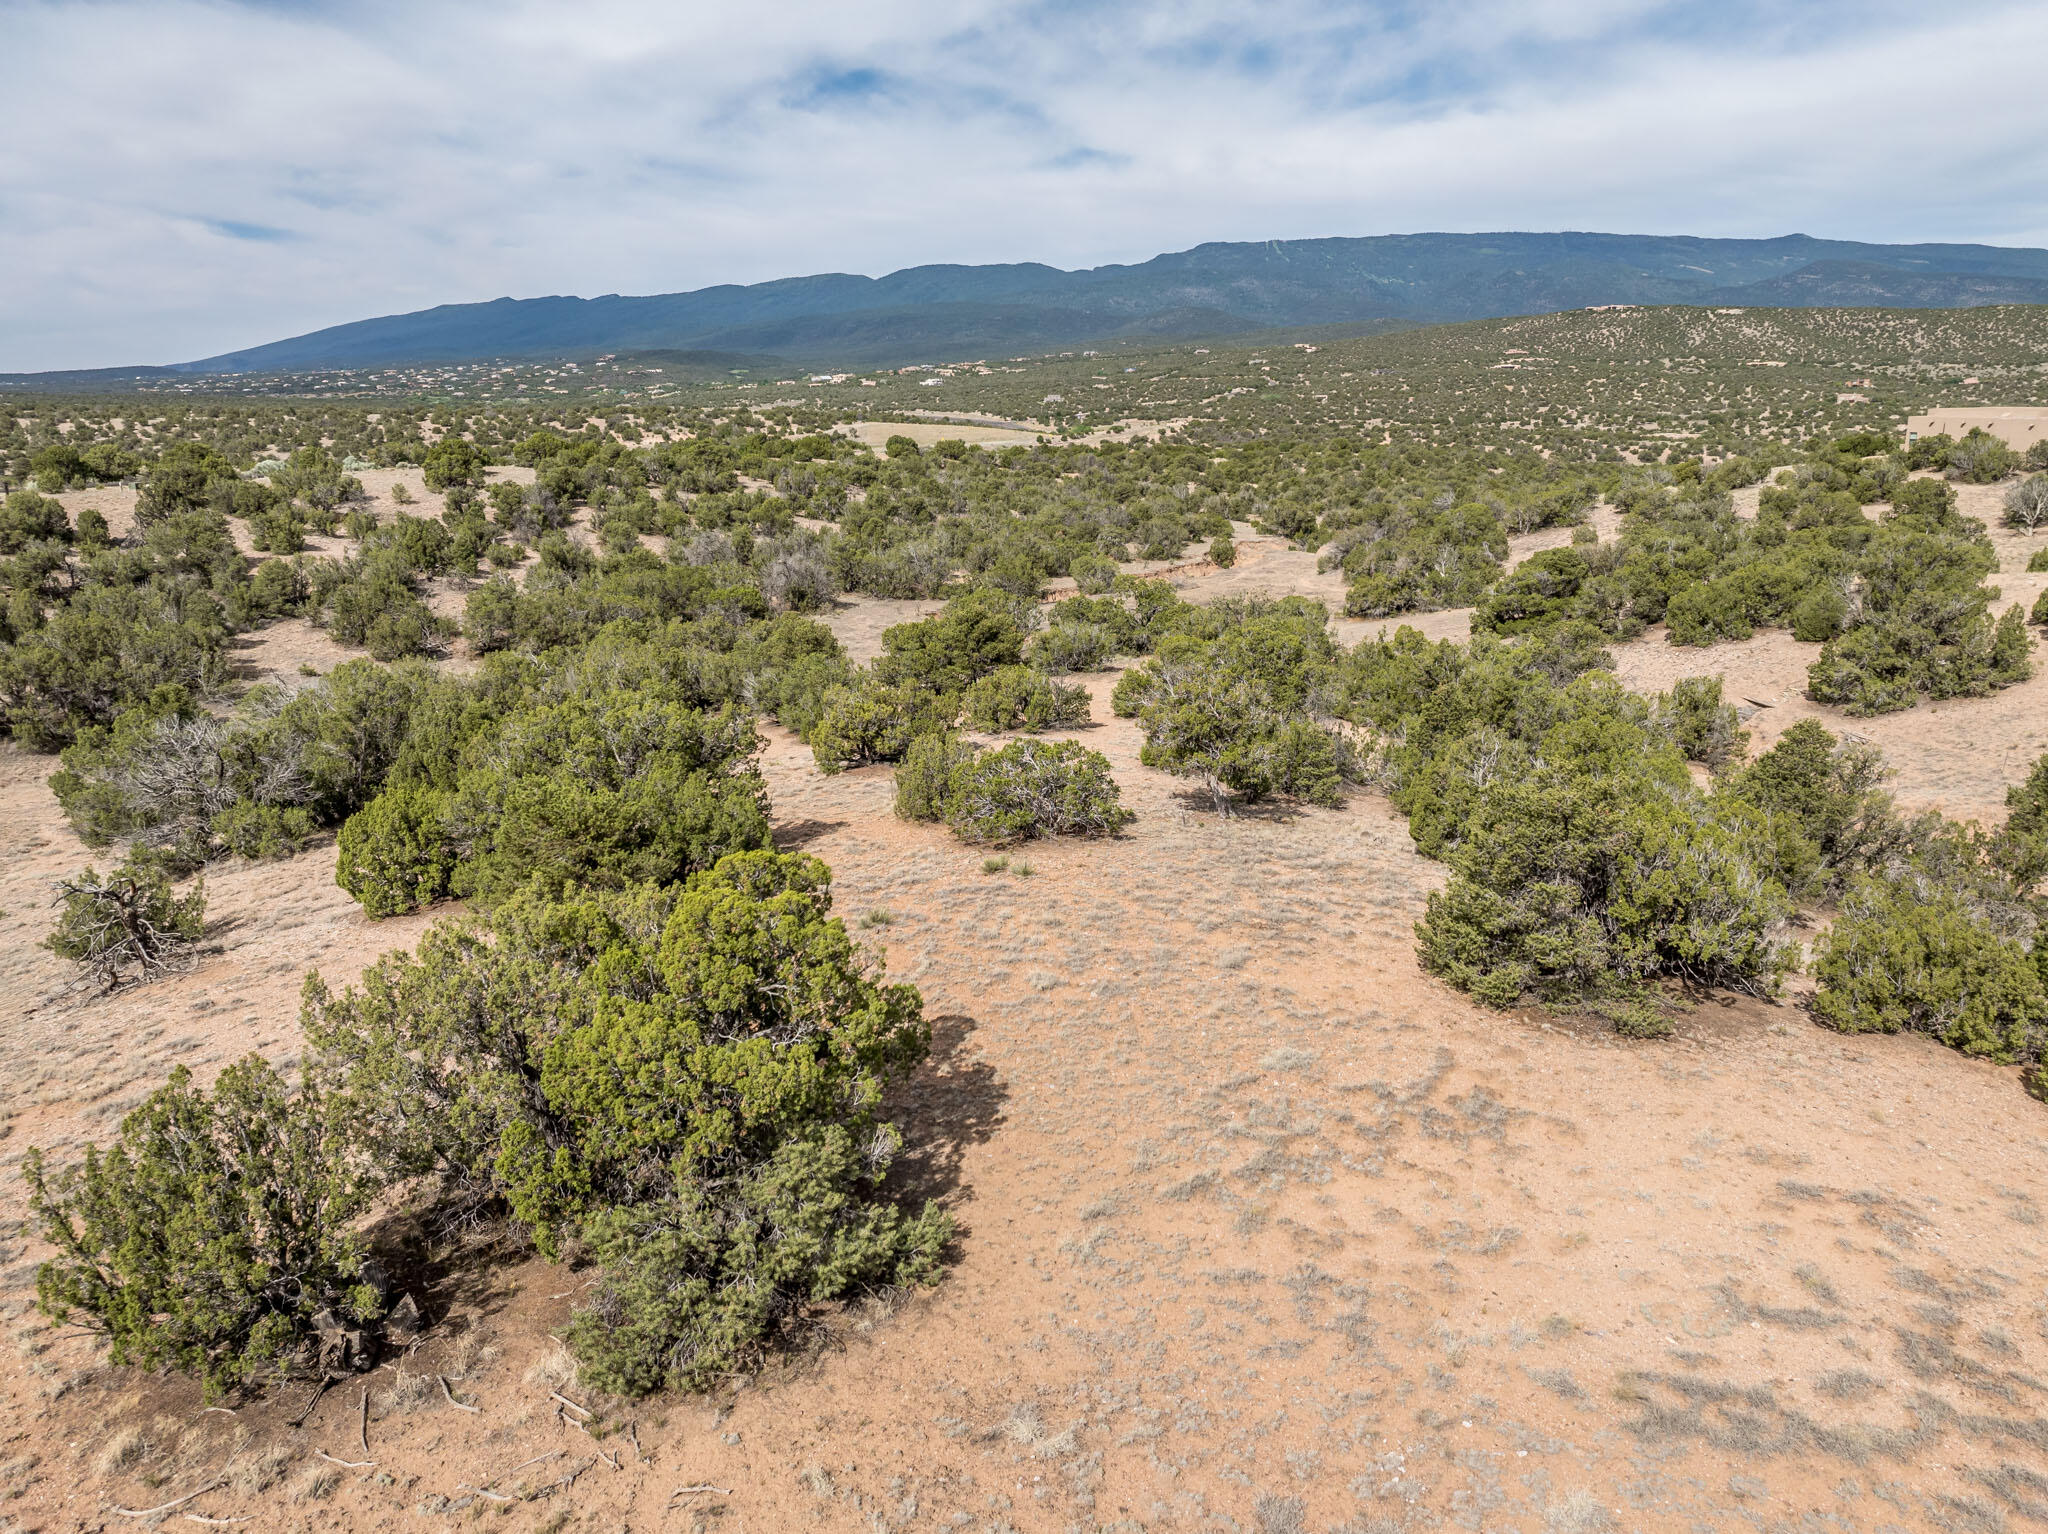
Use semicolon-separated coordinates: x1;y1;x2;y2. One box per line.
3;481;2048;1534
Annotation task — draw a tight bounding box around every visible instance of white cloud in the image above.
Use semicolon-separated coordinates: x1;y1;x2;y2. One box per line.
2;0;2044;369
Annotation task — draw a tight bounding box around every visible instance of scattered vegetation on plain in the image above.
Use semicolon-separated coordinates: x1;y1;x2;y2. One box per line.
12;297;2048;1432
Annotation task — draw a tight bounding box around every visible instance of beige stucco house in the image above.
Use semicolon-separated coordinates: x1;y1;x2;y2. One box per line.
1904;406;2048;449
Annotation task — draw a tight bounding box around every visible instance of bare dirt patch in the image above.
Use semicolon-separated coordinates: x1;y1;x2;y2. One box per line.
1609;624;2048;825
839;421;1046;453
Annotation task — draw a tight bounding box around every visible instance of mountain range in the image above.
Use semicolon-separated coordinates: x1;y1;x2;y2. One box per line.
39;232;2048;379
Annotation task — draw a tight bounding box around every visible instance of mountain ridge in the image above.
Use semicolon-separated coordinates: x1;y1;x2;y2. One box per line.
125;230;2048;374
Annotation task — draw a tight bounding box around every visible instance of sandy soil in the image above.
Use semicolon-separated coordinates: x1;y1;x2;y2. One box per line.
1607;623;2048;826
4;486;2048;1532
840;422;1047;453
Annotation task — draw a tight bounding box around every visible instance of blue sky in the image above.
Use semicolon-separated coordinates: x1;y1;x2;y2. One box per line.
4;0;2047;370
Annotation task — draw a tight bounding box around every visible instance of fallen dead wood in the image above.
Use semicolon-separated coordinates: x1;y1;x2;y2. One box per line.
287;1374;337;1428
111;1482;222;1518
548;1457;597;1493
669;1483;733;1503
480;1449;562;1488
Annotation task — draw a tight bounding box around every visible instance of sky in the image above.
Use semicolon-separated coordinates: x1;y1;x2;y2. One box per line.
5;0;2048;372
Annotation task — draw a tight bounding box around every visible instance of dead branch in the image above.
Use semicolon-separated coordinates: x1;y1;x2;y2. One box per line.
287;1373;337;1428
111;1482;222;1518
669;1483;733;1502
358;1387;370;1454
549;1390;592;1416
49;865;204;992
450;1446;575;1507
315;1451;374;1470
549;1458;596;1492
439;1375;480;1412
482;1450;561;1487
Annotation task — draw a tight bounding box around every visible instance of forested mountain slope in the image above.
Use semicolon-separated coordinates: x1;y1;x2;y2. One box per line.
173;231;2048;372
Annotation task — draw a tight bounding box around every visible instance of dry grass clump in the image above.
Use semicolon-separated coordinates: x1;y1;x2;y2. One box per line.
375;1364;437;1415
993;1402;1079;1459
845;1289;905;1338
523;1342;580;1392
1815;1369;1883;1401
290;1463;343;1503
227;1444;293;1496
1254;1493;1306;1534
1259;1046;1317;1072
1544;1490;1615;1534
446;1324;499;1379
799;1463;836;1499
92;1426;152;1479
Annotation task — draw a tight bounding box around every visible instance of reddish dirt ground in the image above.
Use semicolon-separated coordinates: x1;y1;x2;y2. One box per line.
3;487;2047;1533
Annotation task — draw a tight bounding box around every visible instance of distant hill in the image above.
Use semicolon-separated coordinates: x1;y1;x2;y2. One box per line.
116;231;2048;374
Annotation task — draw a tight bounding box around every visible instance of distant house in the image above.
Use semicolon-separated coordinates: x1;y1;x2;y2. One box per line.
1904;406;2048;448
